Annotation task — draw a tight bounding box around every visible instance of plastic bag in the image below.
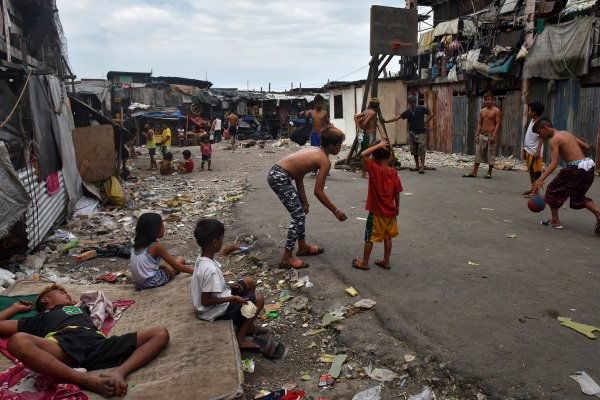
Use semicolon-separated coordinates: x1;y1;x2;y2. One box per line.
104;176;125;208
448;66;458;82
289;124;310;146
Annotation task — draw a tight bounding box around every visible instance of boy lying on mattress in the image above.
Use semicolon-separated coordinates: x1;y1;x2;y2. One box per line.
0;284;168;397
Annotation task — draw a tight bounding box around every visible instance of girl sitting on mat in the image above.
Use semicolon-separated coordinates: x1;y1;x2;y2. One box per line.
130;213;194;290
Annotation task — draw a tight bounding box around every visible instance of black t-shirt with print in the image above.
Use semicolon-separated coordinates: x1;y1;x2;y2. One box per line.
400;106;430;132
18;305;95;337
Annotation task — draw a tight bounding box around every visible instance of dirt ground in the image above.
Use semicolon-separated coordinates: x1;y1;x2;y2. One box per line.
14;139;598;400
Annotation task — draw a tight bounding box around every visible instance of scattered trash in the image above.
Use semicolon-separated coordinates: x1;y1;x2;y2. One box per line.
476;393;487;400
319;354;336;363
75;250;97;262
0;269;16;288
402;192;413;196
505;233;517;239
60;240;79;253
558;317;600;339
353;299;376;309
328;354;348;378
255;389;305;400
292;275;313;289
318;374;335;387
356;217;367;221
352;385;381;400
307;342;317;349
364;364;398;382
404;354;416;362
408;386;434;400
306;328;327;336
300;373;311;381
468;261;479;266
481;207;494;211
345;287;359;297
321;313;343;327
242;358;255;373
264;303;282;313
570;371;600;397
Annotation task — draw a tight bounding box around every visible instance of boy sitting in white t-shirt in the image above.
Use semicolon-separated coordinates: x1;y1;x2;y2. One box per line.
191;219;264;350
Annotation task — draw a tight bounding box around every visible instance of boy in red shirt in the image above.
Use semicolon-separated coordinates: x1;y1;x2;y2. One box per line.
352;139;403;270
177;149;195;173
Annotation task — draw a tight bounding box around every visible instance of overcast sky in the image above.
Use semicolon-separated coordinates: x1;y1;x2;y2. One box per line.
56;0;410;90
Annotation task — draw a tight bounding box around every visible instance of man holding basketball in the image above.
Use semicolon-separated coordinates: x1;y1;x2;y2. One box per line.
531;118;600;234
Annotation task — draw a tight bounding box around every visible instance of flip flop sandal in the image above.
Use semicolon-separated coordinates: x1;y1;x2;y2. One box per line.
296;246;325;257
251;325;269;336
462;173;476;178
484;175;492;179
252;337;286;359
352;258;369;270
374;260;391;270
541;219;563;230
278;261;309;269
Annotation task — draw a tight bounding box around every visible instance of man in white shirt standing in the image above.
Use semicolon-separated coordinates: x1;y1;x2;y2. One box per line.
210;116;222;143
522;102;545;197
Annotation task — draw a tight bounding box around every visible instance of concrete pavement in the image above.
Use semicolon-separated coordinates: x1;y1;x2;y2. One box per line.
238;155;600;399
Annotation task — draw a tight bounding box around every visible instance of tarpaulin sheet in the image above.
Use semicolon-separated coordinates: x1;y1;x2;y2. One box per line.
28;76;62;180
523;16;594;80
0;142;30;238
188;116;208;126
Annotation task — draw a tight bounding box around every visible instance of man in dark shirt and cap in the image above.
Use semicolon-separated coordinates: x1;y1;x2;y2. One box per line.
384;95;434;174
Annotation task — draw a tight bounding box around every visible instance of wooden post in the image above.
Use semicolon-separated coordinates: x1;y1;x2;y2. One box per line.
345;55;381;165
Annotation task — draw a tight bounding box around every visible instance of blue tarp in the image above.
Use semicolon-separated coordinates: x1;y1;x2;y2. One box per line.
135;110;184;119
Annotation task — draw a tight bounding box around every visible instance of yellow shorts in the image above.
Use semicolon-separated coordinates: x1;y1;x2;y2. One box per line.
364;213;398;243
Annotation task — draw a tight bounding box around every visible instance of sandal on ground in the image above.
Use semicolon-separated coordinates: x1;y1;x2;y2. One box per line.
484;175;492;179
418;169;425;174
352;258;369;270
409;167;420;172
252;337;286;359
541;219;563;230
374;260;391;270
296;246;325;257
278;260;309;269
462;173;476;178
251;325;269;336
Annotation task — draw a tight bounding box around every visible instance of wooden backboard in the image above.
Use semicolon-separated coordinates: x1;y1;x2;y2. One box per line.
370;5;418;56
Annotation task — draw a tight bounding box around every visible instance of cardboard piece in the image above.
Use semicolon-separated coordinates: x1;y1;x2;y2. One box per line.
72;125;116;183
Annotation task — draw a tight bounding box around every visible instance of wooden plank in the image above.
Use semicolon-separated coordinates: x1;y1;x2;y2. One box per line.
72;125;117;183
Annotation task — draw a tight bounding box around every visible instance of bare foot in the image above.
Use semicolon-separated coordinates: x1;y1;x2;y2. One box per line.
100;372;128;397
82;375;117;397
238;339;260;350
374;260;391;269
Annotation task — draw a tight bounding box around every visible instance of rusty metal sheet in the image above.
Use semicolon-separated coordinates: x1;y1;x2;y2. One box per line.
424;86;453;153
499;91;522;157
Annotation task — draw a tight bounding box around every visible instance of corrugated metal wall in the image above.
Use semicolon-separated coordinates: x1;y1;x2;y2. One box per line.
551;78;579;132
18;168;69;250
574;85;600;145
466;96;482;155
499;91;522;157
452;96;467;153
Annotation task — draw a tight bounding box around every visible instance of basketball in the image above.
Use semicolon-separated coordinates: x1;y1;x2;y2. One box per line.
527;195;546;213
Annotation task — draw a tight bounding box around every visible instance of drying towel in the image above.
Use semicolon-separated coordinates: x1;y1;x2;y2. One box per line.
45;172;60;196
